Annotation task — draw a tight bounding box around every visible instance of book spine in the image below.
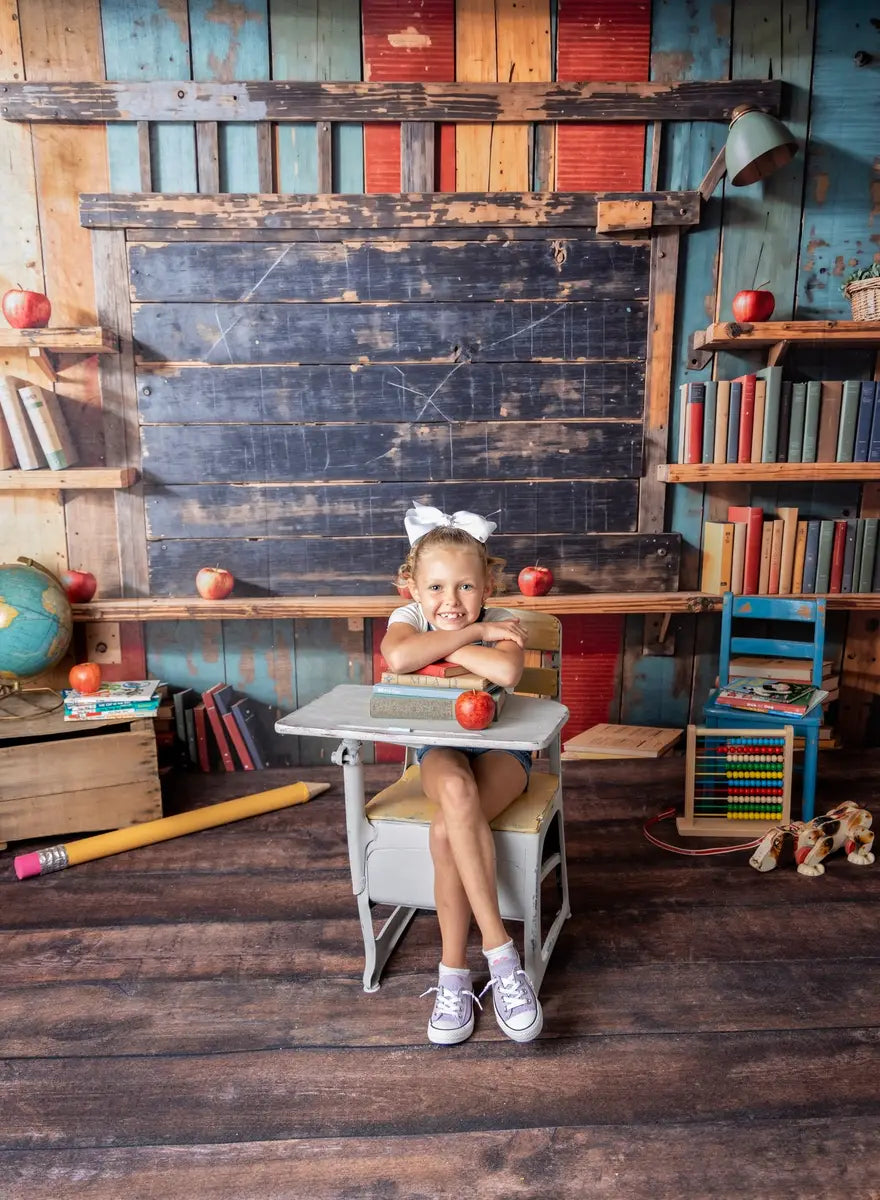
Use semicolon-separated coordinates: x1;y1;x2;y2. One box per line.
776;507;798;595
750;377;766;463
858;518;879;593
0;376;43;469
828;520;848;594
18;384;72;470
787;382;807;462
222;710;255;770
867;384;880;462
814;520;836;593
203;689;236;772
791;520;808;594
850;519;865;596
676;382;688;463
0;403;17;468
194;703;211;772
853;381;875;462
700;522;734;593
776;381;792;462
713;381;730;464
736;375;756;463
716;697;812;717
231;701;269;769
64;699;160;713
836;379;861;462
816;380;843;462
726;382;742;463
684;382;705;464
767;520;784;594
802;520;821;594
801;380;821;463
758;366;781;463
701;380;717;464
758;521;773;594
730;522;747;596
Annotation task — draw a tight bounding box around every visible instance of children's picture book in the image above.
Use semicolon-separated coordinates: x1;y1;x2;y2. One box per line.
715;677;828;716
63;679;161;707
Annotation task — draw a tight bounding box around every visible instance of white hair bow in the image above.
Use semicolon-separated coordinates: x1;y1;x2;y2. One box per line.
405;502;497;546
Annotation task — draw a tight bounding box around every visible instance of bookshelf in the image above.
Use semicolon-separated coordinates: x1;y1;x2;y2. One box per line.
690;319;880;369
659;463;880;483
0;326;118;381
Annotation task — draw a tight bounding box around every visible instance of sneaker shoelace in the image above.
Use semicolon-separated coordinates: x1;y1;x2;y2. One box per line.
480;969;532;1016
420;983;482;1019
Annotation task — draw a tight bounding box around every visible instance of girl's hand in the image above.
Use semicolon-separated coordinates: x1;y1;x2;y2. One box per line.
477;618;527;648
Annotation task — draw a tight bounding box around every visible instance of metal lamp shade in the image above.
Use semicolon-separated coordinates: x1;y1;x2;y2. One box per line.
725;107;798;186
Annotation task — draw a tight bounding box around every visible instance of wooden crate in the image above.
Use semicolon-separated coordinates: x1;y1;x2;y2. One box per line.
0;705;161;848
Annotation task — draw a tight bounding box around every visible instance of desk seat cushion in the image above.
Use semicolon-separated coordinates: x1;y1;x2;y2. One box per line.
366;764;560;832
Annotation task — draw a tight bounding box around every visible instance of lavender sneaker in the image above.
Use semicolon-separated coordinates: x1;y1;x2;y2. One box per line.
481;945;543;1043
421;968;481;1046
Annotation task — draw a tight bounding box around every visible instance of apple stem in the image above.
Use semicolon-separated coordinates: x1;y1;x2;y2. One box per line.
755;281;770;290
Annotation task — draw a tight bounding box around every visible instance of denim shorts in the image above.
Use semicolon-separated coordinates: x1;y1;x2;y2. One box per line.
415;744;532;776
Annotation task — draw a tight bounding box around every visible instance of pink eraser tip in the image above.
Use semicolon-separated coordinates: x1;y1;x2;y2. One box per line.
14;852;42;880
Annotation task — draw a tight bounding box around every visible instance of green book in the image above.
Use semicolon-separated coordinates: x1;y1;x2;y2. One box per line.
836;379;862;462
801;380;821;463
787;382;807;463
701;380;717;464
858;518;879;593
852;518;866;596
814;520;836;593
757;366;783;463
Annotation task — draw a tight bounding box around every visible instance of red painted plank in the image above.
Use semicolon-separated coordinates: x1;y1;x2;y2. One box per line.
362;0;455;192
556;0;650;190
559;614;622;742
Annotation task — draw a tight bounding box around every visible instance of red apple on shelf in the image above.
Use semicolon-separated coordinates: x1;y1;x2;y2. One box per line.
455;689;496;731
196;566;235;600
517;565;554;596
731;289;775;323
1;286;51;329
60;568;97;603
69;661;102;694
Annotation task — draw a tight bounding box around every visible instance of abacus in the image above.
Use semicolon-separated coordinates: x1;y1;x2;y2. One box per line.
677;725;793;838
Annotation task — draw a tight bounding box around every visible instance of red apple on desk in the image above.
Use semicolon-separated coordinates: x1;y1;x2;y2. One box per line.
732;289;775;322
196;566;235;599
1;286;52;329
60;568;97;603
455;689;496;731
517;565;554;596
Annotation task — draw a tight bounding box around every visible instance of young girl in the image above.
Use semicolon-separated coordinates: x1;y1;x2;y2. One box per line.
381;502;543;1045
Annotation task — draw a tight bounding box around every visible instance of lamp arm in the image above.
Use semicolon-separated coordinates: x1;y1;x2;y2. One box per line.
698;145;727;201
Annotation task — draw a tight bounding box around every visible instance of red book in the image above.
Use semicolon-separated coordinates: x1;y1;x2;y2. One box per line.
202;683;236;772
193;703;211;773
727;505;764;594
828;520;848;593
415;660;467;677
213;685;255;770
684;383;705;464
736;374;757;463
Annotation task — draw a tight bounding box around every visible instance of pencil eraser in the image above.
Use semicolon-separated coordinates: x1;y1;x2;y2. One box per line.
14;852;42;880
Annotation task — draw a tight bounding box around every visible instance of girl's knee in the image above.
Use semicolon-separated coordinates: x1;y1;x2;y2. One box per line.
433;772;481;822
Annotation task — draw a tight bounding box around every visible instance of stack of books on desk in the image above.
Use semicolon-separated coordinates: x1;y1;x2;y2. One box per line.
373;661;505;720
63;679;161;721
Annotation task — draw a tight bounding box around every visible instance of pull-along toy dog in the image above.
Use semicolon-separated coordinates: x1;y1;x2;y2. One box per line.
749;801;874;877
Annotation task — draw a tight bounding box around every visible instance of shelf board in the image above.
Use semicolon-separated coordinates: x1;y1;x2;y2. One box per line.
693;319;880;354
69;591;880;622
0;467;137;490
658;462;880;483
0;326;118;353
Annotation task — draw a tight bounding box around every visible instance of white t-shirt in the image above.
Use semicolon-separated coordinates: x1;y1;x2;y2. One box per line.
387;602;515;641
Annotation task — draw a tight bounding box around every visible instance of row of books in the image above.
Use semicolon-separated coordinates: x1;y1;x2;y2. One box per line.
63;679;162;721
0;375;78;470
678;369;880;465
373;658;505;720
701;505;880;596
172;683;286;771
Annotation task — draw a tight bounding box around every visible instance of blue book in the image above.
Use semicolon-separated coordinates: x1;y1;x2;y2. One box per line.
373;682;504;700
801;381;821;463
726;381;742;463
801;520;821;593
787;382;807;462
814;520;836;594
701;380;717;464
853;381;875;461
866;384;880;462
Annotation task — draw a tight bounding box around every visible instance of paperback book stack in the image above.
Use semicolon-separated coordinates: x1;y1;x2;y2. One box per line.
63;679;161;722
723;654;840;745
713;677;828;718
373;660;506;721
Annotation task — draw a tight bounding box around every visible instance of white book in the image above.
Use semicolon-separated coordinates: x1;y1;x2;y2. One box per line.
0;375;43;469
0;402;17;468
17;383;78;469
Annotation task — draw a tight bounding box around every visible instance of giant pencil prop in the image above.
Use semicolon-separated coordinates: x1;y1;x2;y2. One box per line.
13;781;329;880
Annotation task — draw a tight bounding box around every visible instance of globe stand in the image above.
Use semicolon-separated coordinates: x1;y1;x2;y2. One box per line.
0;681;64;720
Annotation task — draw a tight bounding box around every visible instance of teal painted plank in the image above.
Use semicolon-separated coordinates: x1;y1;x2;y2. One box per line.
270;0;363;193
100;0;197;191
144;620;225;695
189;0;270;192
798;0;880;317
620;0;731;727
293;619;371;766
219;618;300;766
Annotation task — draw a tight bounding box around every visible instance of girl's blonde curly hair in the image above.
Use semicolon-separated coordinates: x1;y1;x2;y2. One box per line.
396;526;506;593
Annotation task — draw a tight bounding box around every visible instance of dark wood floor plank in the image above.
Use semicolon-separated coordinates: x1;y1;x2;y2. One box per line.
3;1117;879;1200
2;1029;879;1148
2;959;878;1058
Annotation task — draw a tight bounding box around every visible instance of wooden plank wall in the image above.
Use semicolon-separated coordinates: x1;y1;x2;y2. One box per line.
3;0;880;746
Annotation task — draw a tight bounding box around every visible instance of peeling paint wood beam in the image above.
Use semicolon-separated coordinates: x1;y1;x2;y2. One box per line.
1;79;784;124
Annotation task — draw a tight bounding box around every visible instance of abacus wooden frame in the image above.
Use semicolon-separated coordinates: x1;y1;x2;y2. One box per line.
678;723;794;839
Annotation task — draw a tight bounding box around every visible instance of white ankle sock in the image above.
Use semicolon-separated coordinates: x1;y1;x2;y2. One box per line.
482;939;516;969
439;962;471;979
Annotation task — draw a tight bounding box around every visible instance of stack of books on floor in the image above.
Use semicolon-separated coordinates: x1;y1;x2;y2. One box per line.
62;679;161;721
373;660;506;720
170;683;291;771
701;505;880;595
679;368;880;465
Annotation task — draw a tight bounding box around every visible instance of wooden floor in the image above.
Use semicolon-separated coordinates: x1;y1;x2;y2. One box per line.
2;753;880;1199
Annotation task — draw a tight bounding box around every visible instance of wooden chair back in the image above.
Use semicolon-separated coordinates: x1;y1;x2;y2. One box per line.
718;594;827;689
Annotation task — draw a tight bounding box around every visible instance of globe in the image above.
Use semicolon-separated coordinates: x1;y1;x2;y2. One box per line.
0;562;72;683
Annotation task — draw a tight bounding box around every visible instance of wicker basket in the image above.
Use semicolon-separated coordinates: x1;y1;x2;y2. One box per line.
845;277;880;321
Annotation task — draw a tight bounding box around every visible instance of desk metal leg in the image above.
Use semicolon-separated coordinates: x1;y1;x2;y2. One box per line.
331;737;417;992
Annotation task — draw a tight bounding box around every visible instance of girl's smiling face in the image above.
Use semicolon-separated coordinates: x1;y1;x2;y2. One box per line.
409;545;491;630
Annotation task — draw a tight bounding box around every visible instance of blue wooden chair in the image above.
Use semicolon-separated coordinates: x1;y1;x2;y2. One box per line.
702;594;827;822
